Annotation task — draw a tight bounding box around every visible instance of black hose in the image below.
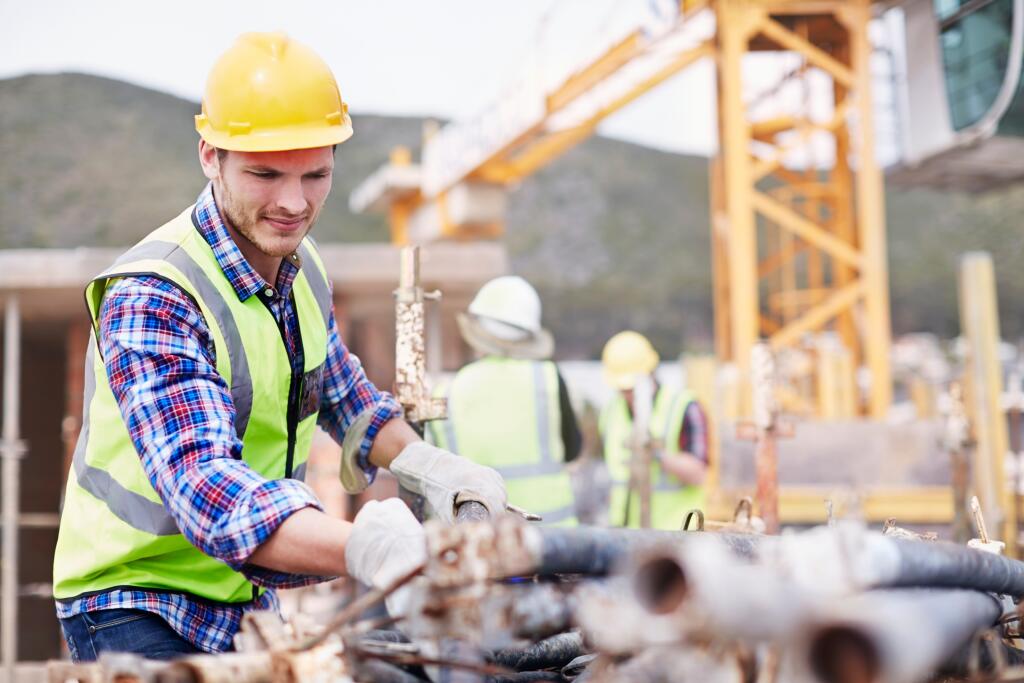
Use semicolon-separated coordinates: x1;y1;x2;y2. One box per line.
534;526;759;576
489;633;584;672
888;538;1024;596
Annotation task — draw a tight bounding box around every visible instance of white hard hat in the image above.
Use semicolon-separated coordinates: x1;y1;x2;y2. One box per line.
468;276;543;334
458;276;554;359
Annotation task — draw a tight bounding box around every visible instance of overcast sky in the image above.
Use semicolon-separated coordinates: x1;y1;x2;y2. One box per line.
0;0;903;161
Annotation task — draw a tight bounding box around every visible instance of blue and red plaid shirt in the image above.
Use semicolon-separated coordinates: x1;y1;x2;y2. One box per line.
56;184;403;653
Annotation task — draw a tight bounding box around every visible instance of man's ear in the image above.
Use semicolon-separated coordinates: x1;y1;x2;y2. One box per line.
198;140;220;181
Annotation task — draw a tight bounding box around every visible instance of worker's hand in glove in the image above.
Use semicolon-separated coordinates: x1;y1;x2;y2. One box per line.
344;498;426;617
389;441;507;524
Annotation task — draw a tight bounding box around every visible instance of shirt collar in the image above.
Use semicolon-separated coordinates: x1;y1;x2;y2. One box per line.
193;183;302;303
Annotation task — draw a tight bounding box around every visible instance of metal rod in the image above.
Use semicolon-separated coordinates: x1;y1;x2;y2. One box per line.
2;295;21;683
295;560;426;651
751;343;780;534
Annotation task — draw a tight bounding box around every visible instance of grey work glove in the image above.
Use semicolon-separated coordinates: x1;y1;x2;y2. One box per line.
389;441;507;524
345;498;427;618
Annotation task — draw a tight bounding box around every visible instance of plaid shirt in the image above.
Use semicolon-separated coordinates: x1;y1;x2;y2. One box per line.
56;184;403;653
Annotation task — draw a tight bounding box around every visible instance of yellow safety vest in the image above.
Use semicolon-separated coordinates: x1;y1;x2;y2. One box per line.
428;357;577;525
53;206;331;603
600;387;704;529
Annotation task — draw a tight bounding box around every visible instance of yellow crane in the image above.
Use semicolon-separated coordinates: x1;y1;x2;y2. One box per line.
352;0;892;418
351;0;1024;540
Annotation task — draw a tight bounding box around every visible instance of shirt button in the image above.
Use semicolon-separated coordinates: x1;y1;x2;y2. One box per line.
264;288;275;298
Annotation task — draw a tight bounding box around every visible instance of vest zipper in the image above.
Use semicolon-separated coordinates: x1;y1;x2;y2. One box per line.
259;294;301;479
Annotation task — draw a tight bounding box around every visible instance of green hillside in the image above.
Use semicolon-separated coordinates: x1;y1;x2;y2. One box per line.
2;72;1024;358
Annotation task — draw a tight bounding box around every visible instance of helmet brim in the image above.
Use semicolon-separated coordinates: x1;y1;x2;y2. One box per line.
457;313;554;361
196;118;353;153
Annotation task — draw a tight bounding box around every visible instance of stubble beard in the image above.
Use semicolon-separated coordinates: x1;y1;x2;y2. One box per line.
216;180;320;259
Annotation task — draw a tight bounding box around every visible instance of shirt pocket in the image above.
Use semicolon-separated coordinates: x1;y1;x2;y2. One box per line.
298;362;326;422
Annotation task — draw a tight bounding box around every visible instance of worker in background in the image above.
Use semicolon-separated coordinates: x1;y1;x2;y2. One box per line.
428;276;581;525
599;331;707;529
52;33;505;662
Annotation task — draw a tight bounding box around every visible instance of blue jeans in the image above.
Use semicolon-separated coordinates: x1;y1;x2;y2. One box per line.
59;609;200;662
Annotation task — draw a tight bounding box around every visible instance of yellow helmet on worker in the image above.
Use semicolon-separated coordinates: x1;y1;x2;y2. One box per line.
195;32;353;153
602;331;659;390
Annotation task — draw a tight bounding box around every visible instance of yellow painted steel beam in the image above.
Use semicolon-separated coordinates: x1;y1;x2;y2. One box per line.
388;201;413;246
830;41;861;372
716;0;765;415
756;16;854;87
751;101;849;182
839;0;893;418
710;157;732;363
588;42;714;127
759;314;782;335
751;115;798;142
769;279;865;348
757;235;802;278
960;253;1016;554
767;287;832;312
485;41;714;184
752;190;862;268
708;487;955;524
546;31;645;114
477;124;597;183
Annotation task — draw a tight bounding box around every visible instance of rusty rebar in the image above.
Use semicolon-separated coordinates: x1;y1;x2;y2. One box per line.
295;561;426;651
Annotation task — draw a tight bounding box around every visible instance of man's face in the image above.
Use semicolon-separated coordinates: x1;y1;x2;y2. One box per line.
199;142;334;259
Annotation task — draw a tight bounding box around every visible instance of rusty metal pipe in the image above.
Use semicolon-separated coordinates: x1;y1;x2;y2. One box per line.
618;537;809;646
805;589;1002;683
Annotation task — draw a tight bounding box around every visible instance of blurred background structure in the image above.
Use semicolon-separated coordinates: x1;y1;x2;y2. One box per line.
2;0;1024;676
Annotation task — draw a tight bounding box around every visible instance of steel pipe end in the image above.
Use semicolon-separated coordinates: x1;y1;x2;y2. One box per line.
632;554;689;615
808;625;880;683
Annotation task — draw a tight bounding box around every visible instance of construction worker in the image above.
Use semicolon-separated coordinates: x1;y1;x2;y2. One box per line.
428;276;581;525
51;33;505;661
599;331;707;529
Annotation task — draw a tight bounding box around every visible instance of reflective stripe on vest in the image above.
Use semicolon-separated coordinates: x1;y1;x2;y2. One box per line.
72;343;180;536
429;358;577;525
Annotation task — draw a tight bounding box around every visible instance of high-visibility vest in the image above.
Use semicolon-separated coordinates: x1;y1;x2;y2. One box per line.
428;357;577;526
53;206;332;604
600;387;704;530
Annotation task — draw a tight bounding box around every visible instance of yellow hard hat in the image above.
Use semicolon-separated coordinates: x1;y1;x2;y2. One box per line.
602;331;659;390
195;32;353;153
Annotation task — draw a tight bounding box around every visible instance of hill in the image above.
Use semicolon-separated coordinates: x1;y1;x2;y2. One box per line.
2;73;1024;358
